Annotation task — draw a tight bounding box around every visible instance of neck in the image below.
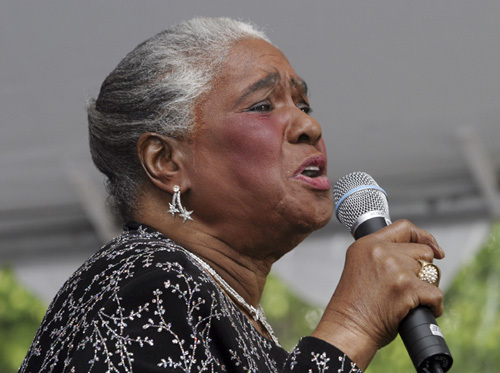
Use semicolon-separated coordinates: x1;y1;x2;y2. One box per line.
175;227;273;308
184;248;280;345
134;191;310;309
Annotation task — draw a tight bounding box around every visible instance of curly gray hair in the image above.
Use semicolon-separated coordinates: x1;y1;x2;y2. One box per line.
88;17;270;220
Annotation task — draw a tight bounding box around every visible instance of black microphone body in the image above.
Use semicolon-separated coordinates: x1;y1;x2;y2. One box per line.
333;172;453;373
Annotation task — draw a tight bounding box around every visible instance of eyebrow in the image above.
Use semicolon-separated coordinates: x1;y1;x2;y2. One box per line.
291;77;308;96
233;72;309;108
234;72;280;107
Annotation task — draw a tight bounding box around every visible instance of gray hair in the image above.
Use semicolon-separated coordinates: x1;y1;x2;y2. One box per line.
88;17;270;220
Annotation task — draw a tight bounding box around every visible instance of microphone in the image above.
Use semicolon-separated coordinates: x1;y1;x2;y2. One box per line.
333;172;453;373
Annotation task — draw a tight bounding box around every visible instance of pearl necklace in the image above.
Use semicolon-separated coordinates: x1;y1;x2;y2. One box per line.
185;250;280;345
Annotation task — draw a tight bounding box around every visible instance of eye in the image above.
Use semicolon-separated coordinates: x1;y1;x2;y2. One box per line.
248;101;273;112
297;103;313;115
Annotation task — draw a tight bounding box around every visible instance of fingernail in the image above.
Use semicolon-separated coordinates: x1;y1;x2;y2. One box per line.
439;245;445;258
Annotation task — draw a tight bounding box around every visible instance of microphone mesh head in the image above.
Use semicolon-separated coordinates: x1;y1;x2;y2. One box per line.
333;172;389;231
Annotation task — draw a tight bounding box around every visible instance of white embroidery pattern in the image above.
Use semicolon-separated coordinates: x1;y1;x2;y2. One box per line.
20;225;361;372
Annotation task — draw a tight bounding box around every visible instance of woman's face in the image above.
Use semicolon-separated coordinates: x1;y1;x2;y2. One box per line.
185;39;333;251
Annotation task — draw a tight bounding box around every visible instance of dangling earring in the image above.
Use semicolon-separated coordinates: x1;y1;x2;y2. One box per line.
167;185;193;223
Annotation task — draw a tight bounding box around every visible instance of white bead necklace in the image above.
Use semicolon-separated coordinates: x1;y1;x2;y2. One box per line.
185;250;280;345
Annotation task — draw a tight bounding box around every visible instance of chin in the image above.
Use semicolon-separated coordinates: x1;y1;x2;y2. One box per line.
276;188;333;233
295;202;334;234
309;212;333;231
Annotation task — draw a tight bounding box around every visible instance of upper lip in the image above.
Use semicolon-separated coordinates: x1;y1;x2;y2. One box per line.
293;154;327;177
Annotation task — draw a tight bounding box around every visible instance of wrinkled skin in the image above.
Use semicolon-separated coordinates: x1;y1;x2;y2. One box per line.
136;38;446;371
312;219;445;368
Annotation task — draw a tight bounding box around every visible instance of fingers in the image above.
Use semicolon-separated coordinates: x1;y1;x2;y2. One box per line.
412;276;444;318
370;219;445;259
320;219;447;354
350;220;446;316
355;237;436;266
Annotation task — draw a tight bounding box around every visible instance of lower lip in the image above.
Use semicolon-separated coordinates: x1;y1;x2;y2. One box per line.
293;174;331;190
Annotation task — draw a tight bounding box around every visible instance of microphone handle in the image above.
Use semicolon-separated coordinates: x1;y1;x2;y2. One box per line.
399;308;452;372
353;217;453;372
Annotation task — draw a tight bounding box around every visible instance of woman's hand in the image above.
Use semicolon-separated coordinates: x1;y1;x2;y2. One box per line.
311;219;445;370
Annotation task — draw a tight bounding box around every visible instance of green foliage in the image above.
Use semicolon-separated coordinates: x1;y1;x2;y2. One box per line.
261;273;323;352
368;222;500;373
0;267;46;373
437;223;500;372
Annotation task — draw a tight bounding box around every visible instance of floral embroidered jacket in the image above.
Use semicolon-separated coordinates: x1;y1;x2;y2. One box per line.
20;223;361;372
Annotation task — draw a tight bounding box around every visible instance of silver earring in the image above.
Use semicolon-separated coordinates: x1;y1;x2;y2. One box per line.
167;185;193;223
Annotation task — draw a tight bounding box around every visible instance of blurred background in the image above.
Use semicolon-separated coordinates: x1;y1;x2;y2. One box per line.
1;1;499;371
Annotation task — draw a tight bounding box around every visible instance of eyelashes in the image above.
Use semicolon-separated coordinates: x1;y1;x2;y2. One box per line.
248;101;273;112
247;101;312;115
298;104;312;115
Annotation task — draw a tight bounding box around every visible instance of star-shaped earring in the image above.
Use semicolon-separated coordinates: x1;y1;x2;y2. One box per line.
179;208;193;223
168;185;193;223
167;202;179;217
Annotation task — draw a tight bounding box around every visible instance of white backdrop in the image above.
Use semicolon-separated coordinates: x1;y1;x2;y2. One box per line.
1;0;499;305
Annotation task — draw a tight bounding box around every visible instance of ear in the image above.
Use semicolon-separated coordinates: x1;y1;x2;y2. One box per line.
137;132;189;193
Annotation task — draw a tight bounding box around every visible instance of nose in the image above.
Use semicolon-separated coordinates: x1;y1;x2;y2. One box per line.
286;109;323;145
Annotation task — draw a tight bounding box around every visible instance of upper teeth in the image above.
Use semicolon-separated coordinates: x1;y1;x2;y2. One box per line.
302;166;320;177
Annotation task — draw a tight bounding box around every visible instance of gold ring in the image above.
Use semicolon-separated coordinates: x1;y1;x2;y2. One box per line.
418;260;441;287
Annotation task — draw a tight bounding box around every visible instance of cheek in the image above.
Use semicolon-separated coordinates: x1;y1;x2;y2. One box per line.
219;116;284;180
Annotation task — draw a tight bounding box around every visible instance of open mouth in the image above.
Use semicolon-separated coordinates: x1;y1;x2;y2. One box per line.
301;166;322;178
293;155;330;190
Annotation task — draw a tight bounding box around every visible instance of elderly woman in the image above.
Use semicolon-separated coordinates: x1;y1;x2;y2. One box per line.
21;17;444;372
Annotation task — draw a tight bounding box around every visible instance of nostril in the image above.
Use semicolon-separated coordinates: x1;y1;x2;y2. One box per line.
287;114;322;145
296;132;321;144
297;133;310;143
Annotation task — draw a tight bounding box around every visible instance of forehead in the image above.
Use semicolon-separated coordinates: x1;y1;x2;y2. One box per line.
224;38;289;68
214;38;306;94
